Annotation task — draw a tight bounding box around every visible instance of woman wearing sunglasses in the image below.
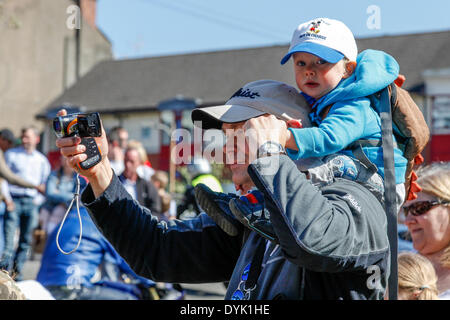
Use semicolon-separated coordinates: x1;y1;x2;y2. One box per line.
403;162;450;299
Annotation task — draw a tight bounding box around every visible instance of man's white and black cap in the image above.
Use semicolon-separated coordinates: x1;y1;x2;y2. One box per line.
191;79;311;130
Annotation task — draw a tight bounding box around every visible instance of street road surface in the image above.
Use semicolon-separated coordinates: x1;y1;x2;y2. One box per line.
22;254;226;300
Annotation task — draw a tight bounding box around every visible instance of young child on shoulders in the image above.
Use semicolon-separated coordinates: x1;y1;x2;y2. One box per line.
281;18;407;189
196;18;408;243
228;18;408;241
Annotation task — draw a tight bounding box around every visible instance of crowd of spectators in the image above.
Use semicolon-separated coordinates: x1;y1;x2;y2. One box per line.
0;126;183;300
0;122;448;300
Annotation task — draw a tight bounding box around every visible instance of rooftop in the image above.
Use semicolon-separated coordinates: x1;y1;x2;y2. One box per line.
39;29;450;117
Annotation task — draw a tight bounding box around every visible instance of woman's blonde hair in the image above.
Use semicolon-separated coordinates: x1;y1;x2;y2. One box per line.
127;139;148;163
441;247;450;268
398;252;439;300
416;162;450;202
416;162;450;267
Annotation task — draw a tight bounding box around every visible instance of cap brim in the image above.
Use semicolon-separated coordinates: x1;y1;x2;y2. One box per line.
280;42;344;65
191;105;266;130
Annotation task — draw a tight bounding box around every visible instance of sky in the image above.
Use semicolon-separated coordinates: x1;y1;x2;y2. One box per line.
97;0;450;60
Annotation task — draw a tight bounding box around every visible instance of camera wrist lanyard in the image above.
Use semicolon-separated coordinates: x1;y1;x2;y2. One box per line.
55;173;83;255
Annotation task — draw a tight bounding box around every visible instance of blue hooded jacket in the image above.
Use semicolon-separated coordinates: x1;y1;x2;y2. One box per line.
287;49;407;183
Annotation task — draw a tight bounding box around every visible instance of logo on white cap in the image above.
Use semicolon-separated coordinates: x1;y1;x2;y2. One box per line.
305;19;324;36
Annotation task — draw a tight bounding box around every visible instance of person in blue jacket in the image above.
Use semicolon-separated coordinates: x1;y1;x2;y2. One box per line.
281;18;407;189
36;205;160;300
224;18;408;240
39;159;87;237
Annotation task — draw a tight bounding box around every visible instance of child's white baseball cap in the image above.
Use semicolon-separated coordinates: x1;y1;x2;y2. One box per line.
281;18;357;65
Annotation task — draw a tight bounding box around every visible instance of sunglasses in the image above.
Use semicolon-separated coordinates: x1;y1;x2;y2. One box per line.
231;263;256;300
403;200;450;217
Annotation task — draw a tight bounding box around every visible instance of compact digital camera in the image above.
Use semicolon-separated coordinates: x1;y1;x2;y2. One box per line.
53;112;102;170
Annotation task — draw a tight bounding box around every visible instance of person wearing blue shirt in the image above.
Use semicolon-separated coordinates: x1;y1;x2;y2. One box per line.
223;18;407;242
281;18;407;205
37;205;157;300
0;127;50;280
39;157;87;237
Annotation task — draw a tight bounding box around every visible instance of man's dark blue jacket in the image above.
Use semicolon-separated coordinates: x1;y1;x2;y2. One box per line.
81;155;390;299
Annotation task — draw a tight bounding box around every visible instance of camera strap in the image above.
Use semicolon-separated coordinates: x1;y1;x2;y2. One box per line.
379;86;398;300
55;173;83;255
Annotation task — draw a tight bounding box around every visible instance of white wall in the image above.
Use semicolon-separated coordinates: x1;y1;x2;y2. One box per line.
423;68;450;135
102;112;162;154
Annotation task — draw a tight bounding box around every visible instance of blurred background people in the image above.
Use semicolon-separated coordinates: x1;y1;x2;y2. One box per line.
107;126;129;175
0;129;16;152
0;128;45;258
177;157;222;219
118;146;161;215
403;162;450;299
0;126;50;280
0;179;14;256
127;139;154;181
151;170;176;221
398;252;439;300
36;206;160;300
39;156;87;239
0;128;43;191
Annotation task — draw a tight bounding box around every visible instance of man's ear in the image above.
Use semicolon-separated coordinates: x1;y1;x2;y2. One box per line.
343;61;357;79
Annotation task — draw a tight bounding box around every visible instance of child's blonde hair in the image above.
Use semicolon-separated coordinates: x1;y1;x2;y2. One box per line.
0;270;26;300
398;252;439;300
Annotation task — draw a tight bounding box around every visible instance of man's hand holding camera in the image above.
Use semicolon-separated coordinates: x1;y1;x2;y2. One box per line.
55;109;113;198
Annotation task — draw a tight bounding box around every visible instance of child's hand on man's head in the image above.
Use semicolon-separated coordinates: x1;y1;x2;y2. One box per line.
242;115;301;153
243;114;288;150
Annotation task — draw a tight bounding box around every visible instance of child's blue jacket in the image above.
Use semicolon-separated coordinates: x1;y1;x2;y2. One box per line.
287;49;407;183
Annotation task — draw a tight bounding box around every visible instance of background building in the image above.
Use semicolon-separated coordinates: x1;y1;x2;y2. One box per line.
39;29;450;169
0;0;111;136
423;68;450;162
